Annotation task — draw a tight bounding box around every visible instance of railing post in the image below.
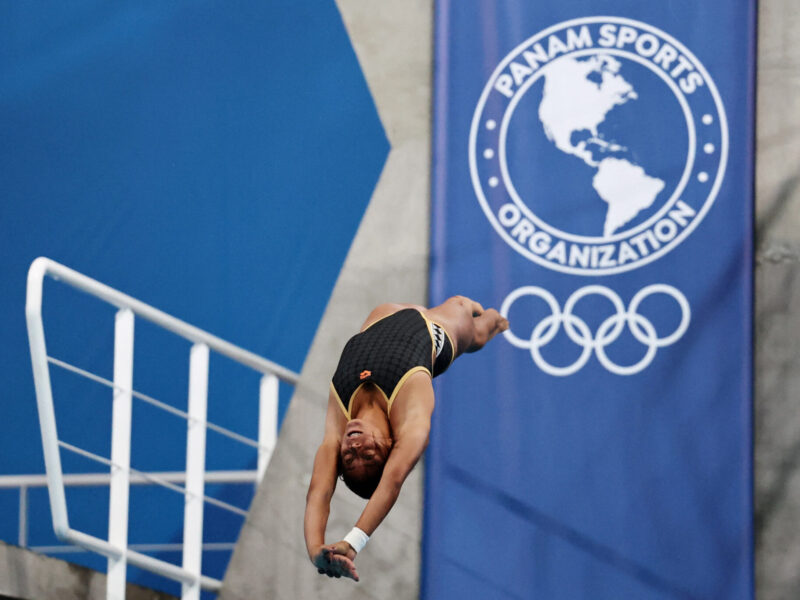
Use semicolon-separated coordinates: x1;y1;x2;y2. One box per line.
108;308;134;600
18;485;28;547
182;343;209;600
257;374;279;483
26;258;70;539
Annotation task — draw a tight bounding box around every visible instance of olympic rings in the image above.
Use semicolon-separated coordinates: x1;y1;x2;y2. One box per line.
500;284;691;376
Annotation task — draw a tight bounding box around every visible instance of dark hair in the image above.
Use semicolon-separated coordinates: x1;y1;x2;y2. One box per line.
337;448;388;500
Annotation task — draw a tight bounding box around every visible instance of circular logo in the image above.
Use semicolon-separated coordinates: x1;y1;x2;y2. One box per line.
469;17;728;275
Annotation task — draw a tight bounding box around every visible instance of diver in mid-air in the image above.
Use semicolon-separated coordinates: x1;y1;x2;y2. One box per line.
304;296;508;581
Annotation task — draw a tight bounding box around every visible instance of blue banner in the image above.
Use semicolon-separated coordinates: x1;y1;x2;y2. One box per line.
425;2;754;599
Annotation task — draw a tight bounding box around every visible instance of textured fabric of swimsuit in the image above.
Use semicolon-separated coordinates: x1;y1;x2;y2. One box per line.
331;308;453;418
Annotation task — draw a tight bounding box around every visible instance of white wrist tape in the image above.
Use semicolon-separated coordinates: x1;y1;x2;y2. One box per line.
343;527;369;553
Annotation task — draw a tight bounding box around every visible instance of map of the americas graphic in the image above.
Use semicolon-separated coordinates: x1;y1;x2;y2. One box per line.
538;55;665;236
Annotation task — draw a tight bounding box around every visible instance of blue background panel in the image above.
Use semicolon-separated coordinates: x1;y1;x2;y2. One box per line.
0;1;387;595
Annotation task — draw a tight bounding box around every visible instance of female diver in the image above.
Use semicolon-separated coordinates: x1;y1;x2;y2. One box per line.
303;296;508;581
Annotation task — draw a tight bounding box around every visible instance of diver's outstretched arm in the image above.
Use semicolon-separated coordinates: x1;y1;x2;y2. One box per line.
320;422;429;577
333;375;433;562
304;391;359;580
303;437;337;552
353;422;430;536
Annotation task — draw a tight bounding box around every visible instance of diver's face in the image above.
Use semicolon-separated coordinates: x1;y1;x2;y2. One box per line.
340;420;390;476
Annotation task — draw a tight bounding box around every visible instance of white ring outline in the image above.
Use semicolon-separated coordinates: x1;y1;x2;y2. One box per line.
500;286;561;348
562;284;627;345
530;315;594;376
595;312;658;375
628;283;691;346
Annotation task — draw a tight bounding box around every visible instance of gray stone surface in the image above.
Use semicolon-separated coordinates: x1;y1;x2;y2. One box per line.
754;1;800;599
0;541;176;600
219;2;433;599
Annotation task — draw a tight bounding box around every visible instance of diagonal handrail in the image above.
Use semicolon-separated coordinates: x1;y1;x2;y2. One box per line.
26;257;300;383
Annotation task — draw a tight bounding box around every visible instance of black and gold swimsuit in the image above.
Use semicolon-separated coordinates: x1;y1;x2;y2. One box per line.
331;308;455;419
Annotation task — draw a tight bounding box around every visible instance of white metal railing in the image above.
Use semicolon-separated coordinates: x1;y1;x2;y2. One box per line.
0;470;257;549
23;257;300;600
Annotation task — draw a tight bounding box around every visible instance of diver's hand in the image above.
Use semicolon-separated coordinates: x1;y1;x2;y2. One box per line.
325;540;358;560
310;543;359;581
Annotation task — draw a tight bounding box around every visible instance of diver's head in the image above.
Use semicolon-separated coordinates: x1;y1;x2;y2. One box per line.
338;419;393;499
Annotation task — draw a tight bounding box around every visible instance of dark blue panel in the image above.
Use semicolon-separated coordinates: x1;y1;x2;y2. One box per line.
426;2;753;599
0;0;387;594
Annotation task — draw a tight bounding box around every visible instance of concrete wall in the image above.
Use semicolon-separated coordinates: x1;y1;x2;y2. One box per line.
219;2;433;599
0;542;176;600
754;1;800;599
